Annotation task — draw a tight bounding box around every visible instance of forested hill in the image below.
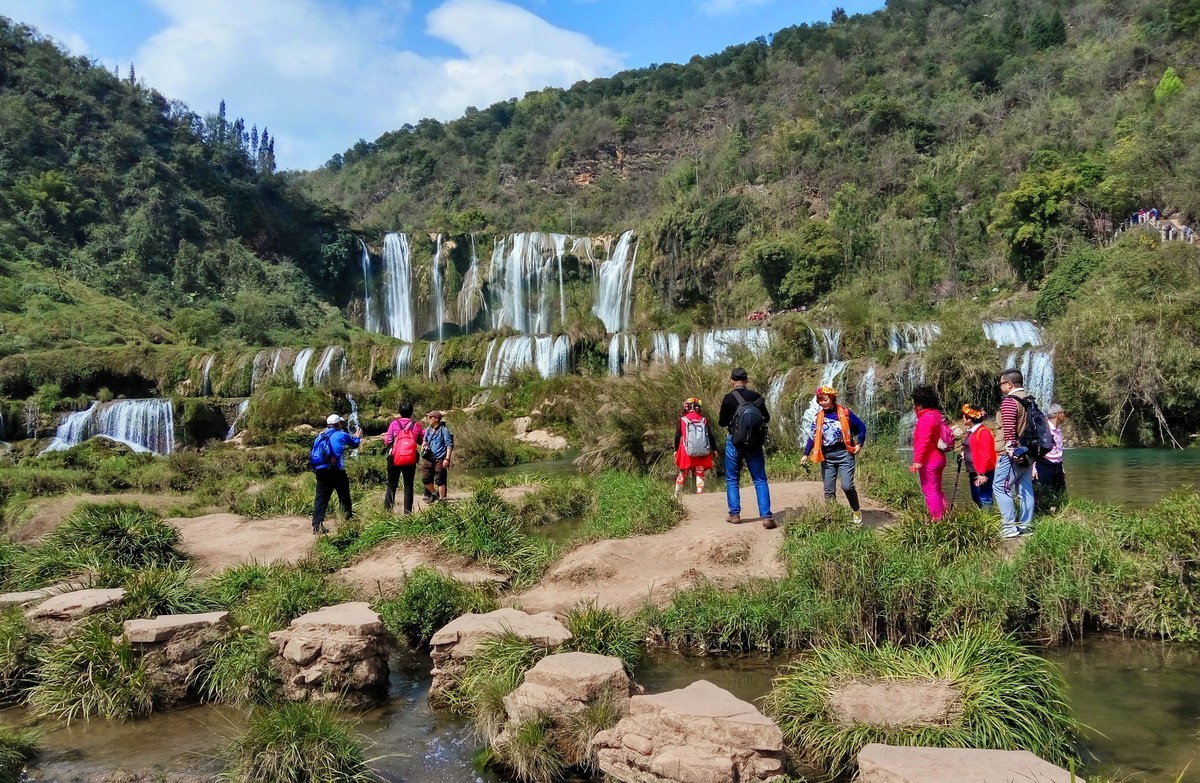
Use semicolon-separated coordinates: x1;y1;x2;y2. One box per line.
0;17;356;354
302;0;1200;304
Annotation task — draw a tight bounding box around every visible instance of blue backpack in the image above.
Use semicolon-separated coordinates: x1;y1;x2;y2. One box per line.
310;431;335;470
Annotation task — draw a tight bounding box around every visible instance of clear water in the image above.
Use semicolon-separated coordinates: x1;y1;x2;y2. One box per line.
1062;447;1200;507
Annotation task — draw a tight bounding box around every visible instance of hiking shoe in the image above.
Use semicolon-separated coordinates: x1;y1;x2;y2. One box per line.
852;511;863;525
312;525;329;536
726;513;741;525
1017;526;1032;537
423;492;438;503
762;516;778;530
1000;527;1021;539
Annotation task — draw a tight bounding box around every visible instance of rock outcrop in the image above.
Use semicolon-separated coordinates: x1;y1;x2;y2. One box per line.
495;652;636;762
268;602;390;708
26;588;126;637
856;743;1082;783
122;611;230;705
592;679;787;783
429;608;572;699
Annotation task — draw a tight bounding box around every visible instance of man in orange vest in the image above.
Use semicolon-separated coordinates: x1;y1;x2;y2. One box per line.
800;386;867;524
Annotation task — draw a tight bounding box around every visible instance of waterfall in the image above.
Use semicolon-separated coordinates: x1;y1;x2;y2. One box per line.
983;320;1042;348
226;399;249;440
799;361;849;446
490;232;568;334
292;348;315;388
821;327;842;362
607;334;638;376
481;335;572;386
889;323;941;353
592;230;639;333
359;238;378;334
896;357;927;447
44;399;176;455
200;355;215;396
23;400;38;438
425;342;442;379
684;328;771;365
552;234;568;324
651;332;682;366
456;234;486;328
393;344;413;376
431;234;445;340
312;347;344;387
855;363;878;440
383;233;414;342
765;373;789;413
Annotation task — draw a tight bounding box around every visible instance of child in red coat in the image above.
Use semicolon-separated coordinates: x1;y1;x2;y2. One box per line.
674;397;716;495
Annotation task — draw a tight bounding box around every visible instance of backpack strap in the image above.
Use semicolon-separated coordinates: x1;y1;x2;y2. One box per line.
732;390;747;406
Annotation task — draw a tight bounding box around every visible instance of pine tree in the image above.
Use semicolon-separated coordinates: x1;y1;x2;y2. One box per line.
127;62;135;84
216;100;227;145
250;125;259;157
1028;8;1067;50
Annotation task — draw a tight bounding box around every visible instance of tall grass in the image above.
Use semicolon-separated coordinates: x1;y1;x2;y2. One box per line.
560;599;644;670
219;702;375;783
200;630;277;706
762;629;1079;778
441;631;552;743
0;724;39;783
492;714;566;783
0;607;44;701
580;471;684;540
374;567;498;646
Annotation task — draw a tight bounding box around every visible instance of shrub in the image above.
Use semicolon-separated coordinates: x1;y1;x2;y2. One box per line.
762;630;1079;777
236;564;354;633
561;599;643;670
219;702;374;783
374;567;498;646
0;607;45;701
201;630;277;706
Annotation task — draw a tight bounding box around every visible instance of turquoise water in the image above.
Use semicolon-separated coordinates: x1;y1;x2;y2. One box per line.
1062;447;1200;507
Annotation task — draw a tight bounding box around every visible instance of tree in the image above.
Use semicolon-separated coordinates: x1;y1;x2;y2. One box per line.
831;7;848;23
989;168;1078;283
743;223;841;308
1028;8;1067;49
1155;67;1184;103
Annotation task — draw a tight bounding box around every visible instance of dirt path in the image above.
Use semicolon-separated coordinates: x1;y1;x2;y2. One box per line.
511;479;893;614
166;513;316;575
14;493;200;543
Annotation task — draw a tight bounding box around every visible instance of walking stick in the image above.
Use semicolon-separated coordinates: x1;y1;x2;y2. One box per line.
948;454;964;512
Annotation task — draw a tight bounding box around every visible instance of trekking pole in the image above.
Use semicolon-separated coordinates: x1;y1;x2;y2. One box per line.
948;454;963;512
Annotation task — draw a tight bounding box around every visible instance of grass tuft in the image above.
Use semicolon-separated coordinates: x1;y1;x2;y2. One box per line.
561;598;643;670
0;724;39;783
374;567;498;647
219;701;376;783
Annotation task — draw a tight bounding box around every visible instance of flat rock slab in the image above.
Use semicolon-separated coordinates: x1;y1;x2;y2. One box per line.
333;540;508;597
289;602;385;635
830;680;961;726
857;744;1082;783
27;588;126;619
430;608;572;659
123;611;230;643
0;587;61;608
165;513;314;575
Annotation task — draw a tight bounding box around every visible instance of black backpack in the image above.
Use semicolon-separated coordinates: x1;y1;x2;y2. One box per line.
1016;396;1055;462
730;391;768;449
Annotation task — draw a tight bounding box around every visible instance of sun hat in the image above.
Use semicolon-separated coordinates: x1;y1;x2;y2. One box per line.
326;414;343;426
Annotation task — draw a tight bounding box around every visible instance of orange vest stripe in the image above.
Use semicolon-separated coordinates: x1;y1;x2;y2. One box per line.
811;405;858;463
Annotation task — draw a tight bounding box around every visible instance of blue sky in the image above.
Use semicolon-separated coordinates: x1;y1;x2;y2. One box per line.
0;0;882;170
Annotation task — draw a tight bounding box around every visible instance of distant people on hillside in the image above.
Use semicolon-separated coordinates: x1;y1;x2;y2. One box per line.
800;385;866;525
674;397;716;496
310;413;361;535
960;404;997;510
995;368;1035;538
719;367;774;529
909;384;949;522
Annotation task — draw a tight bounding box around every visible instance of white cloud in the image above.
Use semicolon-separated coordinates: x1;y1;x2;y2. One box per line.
0;0;89;52
698;0;772;15
127;0;622;169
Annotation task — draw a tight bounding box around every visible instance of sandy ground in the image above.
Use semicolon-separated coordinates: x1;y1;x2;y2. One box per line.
14;493;200;543
511;479;893;614
166;513;316;575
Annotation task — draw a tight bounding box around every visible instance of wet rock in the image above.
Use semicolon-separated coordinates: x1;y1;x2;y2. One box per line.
494;652;636;761
856;743;1082;783
122;612;230;705
516;429;570;451
429;608;572;700
268;601;390;708
592;679;786;783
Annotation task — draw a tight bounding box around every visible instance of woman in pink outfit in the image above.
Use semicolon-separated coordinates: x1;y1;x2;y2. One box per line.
909;384;948;521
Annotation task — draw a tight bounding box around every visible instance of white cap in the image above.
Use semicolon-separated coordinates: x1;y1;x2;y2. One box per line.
326;414;343;426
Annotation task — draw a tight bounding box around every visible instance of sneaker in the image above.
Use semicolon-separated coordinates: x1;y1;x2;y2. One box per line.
726;513;741;525
1017;526;1032;536
762;516;778;530
423;492;438;504
852;511;863;525
1000;527;1020;539
312;525;329;536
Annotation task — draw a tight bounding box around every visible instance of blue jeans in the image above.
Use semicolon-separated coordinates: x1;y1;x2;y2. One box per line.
994;456;1033;532
725;440;772;518
968;471;995;508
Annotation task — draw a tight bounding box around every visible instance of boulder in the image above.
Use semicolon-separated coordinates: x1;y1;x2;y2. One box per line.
516;429;570;451
829;680;961;726
122;612;231;705
856;743;1082;783
26;588;126;637
592;679;787;783
268;602;390;708
429;608;572;700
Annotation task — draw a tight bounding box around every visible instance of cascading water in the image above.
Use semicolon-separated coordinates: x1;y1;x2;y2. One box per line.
684;328;772;365
607;334;638;376
312;347;344;387
889;323;941;353
895;357;927;447
480;336;572;386
798;361;849;445
983;320;1042;348
854;363;878;440
292;348;315;388
988;320;1055;406
44;399;176;455
592;231;638;333
651;332;682;366
490;233;568;335
359;238;378;335
200;355;215;397
430;234;445;340
821;328;842;362
425;342;442;379
382;233;414;342
226;399;249;440
23;400;38;439
456;234;486;328
393;344;413;376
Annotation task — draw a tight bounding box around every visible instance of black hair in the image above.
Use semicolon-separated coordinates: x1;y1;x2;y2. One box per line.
1000;368;1024;386
911;384;941;410
400;401;414;417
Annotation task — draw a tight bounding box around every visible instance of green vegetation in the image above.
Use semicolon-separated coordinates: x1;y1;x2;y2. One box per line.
218;702;375;783
492;714;566;783
374;567;498;646
561;599;644;669
762;630;1078;777
0;724;39;783
441;631;552;743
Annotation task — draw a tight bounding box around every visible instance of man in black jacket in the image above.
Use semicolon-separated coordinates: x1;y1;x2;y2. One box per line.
719;367;775;529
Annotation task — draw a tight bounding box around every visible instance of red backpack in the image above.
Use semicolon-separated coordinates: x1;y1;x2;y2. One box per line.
391;420;418;466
